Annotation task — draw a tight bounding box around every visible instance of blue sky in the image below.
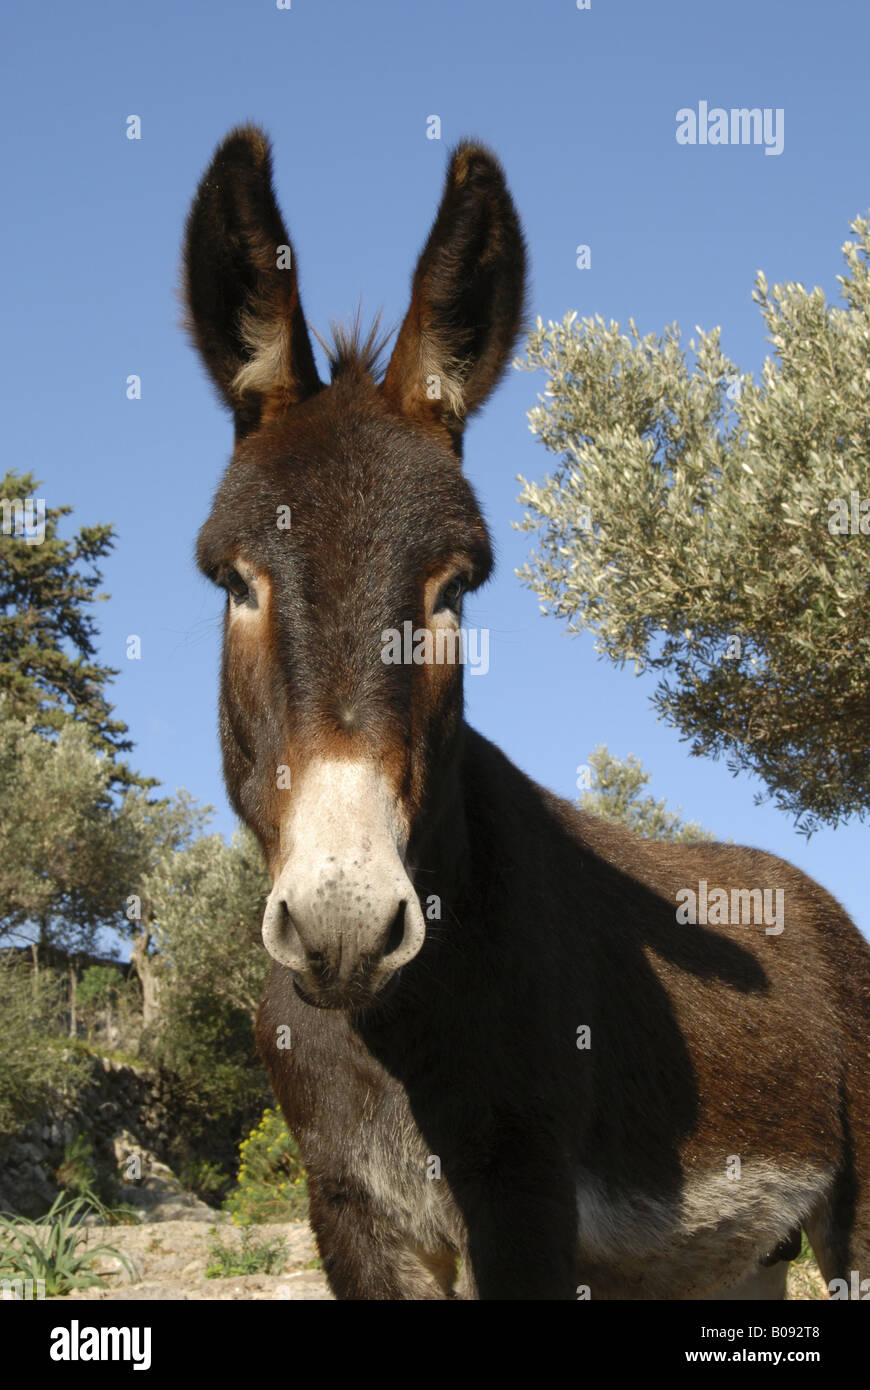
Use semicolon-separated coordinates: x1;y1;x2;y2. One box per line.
3;0;869;938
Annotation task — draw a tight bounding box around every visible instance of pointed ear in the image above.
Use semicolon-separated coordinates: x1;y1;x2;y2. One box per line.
381;142;527;456
183;125;322;437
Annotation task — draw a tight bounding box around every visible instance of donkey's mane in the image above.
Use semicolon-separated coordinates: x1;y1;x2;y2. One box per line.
314;312;393;384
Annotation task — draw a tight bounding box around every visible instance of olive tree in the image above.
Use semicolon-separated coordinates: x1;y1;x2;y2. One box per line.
516;215;870;835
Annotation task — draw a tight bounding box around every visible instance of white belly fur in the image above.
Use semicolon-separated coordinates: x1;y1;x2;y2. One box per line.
575;1161;831;1298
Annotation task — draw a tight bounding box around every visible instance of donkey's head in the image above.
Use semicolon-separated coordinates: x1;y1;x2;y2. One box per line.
186;127;526;1008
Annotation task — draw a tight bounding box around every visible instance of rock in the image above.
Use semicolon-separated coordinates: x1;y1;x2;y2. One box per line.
16;1141;48;1165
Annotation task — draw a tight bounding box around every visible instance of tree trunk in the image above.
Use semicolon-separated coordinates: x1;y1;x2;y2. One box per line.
68;956;78;1039
131;928;163;1028
29;941;39;1010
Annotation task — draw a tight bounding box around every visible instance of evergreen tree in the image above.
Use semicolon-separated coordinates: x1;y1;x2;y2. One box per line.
0;468;146;787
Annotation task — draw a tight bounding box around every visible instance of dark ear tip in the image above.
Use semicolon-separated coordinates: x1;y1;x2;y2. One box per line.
448;139;508;189
210;123;273;175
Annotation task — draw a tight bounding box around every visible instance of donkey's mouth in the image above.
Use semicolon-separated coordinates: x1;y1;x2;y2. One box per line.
291;979;342;1010
291;965;402;1013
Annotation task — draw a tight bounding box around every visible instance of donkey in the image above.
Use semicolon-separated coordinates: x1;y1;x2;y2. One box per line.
185;126;870;1299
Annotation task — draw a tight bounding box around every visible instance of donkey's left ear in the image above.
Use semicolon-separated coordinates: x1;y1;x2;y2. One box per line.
381;142;527;457
183;125;322;438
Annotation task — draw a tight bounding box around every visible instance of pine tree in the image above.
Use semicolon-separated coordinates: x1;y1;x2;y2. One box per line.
0;468;146;787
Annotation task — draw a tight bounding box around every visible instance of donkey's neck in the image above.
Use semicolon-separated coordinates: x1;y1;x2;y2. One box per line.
410;720;556;922
409;719;474;908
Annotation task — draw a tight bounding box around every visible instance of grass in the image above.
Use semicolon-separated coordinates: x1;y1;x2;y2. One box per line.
205;1225;287;1279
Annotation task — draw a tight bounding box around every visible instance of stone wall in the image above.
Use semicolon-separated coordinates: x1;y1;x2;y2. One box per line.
0;1054;259;1220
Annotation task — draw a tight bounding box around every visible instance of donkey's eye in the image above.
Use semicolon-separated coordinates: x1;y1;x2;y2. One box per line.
436;577;466;613
225;569;252;605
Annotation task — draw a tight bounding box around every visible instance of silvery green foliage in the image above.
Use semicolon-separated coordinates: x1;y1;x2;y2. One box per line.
516;217;870;834
0;955;89;1130
0;705;209;952
0;712;136;950
142;826;270;1023
578;746;713;844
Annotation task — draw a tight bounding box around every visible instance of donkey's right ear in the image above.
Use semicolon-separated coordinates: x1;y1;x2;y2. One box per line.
183;126;322;437
381;142;527;458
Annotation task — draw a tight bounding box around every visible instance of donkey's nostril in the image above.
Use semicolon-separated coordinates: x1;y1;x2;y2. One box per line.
384;900;407;957
262;894;308;972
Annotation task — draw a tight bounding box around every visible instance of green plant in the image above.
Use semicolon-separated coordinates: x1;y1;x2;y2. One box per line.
77;966;123;1011
55;1133;99;1198
98;1201;141;1227
77;965;125;1043
0;1191;137;1296
205;1224;287;1278
54;1138;139;1223
179;1157;229;1203
0;958;90;1131
223;1108;308;1224
67;1038;141;1066
794;1230;818;1266
141;987;266;1123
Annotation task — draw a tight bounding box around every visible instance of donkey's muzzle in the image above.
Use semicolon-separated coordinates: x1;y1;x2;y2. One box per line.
262;758;427;1007
261;887;425;1009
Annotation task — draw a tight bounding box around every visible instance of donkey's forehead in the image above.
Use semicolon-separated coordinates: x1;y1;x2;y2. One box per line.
245;383;467;492
199;386;493;572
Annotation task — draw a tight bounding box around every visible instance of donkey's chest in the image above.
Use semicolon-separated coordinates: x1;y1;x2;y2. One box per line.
347;1097;464;1249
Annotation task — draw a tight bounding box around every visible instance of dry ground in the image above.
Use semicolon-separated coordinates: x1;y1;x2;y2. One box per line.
45;1218;332;1301
37;1218;828;1301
